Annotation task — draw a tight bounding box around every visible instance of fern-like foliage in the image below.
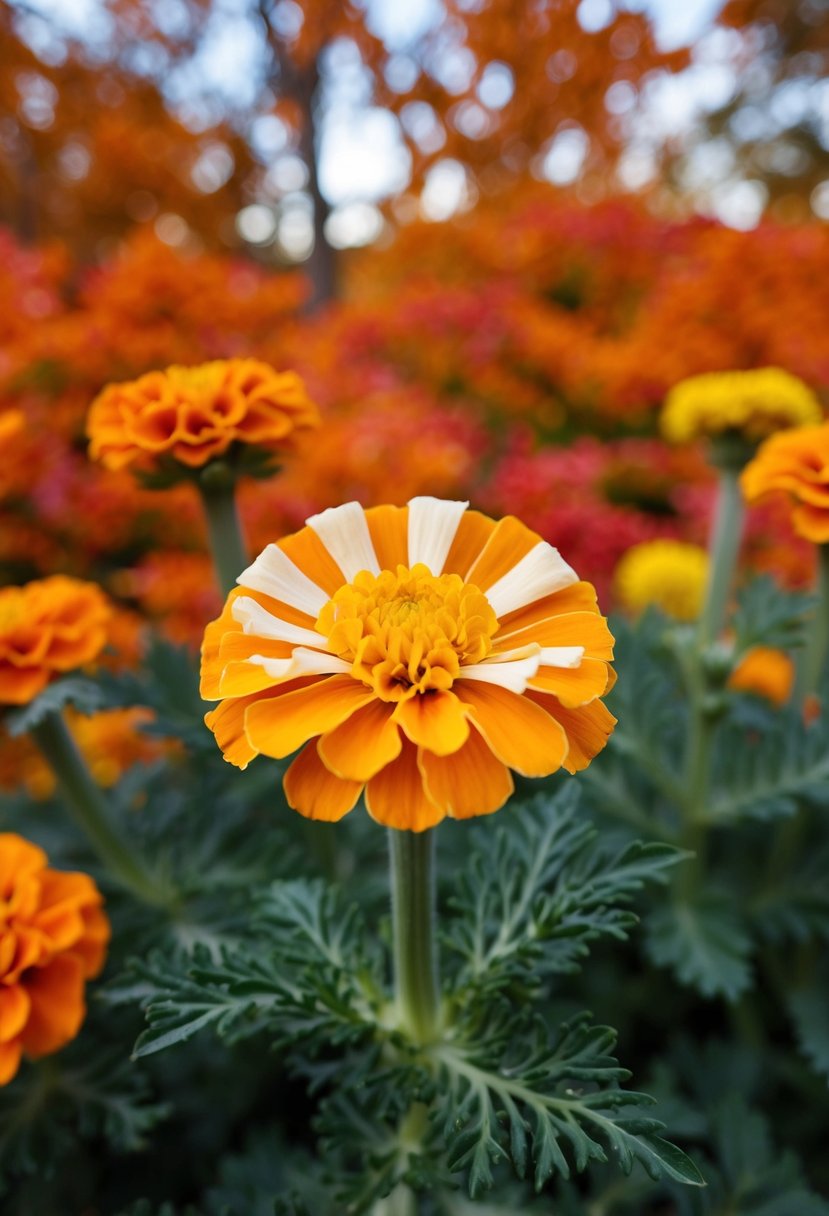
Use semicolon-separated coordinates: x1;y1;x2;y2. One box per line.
443;787;683;1000
120;790;700;1209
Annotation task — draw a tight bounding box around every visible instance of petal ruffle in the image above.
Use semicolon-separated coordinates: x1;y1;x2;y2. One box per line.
419;728;513;819
365;740;444;831
455;681;569;776
283;743;363;821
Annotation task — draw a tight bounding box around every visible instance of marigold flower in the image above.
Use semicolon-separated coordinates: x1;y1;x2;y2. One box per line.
0;833;110;1084
727;647;794;707
87;358;320;472
741;423;829;543
661;369;821;446
0;577;111;705
614;540;709;622
201;498;616;831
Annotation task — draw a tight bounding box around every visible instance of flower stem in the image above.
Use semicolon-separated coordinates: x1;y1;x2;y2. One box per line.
31;712;172;908
698;460;746;648
198;471;248;597
389;829;440;1043
796;543;829;702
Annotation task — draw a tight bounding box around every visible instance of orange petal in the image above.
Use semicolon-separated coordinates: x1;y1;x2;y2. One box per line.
365;504;409;571
455;682;569;777
442;509;497;580
465;515;541;591
283;742;363;822
529;657;613;707
533;694;617;773
318;699;402;781
278;524;350;596
0;984;30;1044
0;1038;23;1085
393;690;470;756
365;739;444;831
497;610;614;659
495;582;599;637
204;690;274;768
0;665;49;705
0;834;46;889
21;953;86;1058
244;675;375;759
419;728;513;819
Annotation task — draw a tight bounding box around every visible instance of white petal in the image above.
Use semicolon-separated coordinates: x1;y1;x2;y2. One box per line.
407;497;468;574
539;646;584;669
456;653;542;694
237;545;329;618
306;502;380;581
232;596;330;650
485;542;577;619
477;643;541;664
247;647;352;682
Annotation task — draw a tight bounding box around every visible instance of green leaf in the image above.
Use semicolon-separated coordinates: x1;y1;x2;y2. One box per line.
788;978;829;1083
731;575;815;657
5;676;107;737
433;1014;704;1198
444;787;684;999
644;891;753;1001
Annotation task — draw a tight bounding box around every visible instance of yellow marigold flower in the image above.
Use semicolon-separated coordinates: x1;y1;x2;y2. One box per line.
87;358;320;472
0;577;111;705
727;646;794;707
0;833;110;1085
661;369;821;445
201;498;616;831
614;540;709;622
741;422;829;543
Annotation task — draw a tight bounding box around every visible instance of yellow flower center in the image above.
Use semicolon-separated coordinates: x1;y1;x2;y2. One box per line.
317;563;498;701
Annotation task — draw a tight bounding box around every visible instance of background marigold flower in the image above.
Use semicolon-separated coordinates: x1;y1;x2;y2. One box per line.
0;577;111;705
0;833;110;1085
727;646;794;707
87;358;320;473
201;498;616;831
614;540;709;622
741;422;829;543
661;369;822;445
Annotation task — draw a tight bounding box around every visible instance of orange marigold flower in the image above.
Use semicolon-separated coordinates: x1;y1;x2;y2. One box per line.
0;577;111;706
741;423;829;543
727;646;794;707
0;833;110;1085
201;498;616;831
87;358;320;472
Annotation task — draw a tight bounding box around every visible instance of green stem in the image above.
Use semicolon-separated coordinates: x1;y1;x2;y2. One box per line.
796;543;829;702
680;451;749;897
198;475;248;597
698;461;746;648
389;829;440;1043
31;713;172;908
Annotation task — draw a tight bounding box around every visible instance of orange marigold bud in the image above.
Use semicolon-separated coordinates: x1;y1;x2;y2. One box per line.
87;358;320;473
727;646;794;707
0;833;110;1085
741;422;829;544
0;577;111;706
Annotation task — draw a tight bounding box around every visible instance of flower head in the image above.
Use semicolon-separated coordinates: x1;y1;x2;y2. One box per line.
0;577;111;705
661;369;821;446
741;422;829;543
614;540;709;622
87;358;320;473
0;833;110;1084
201;498;616;831
727;646;794;707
